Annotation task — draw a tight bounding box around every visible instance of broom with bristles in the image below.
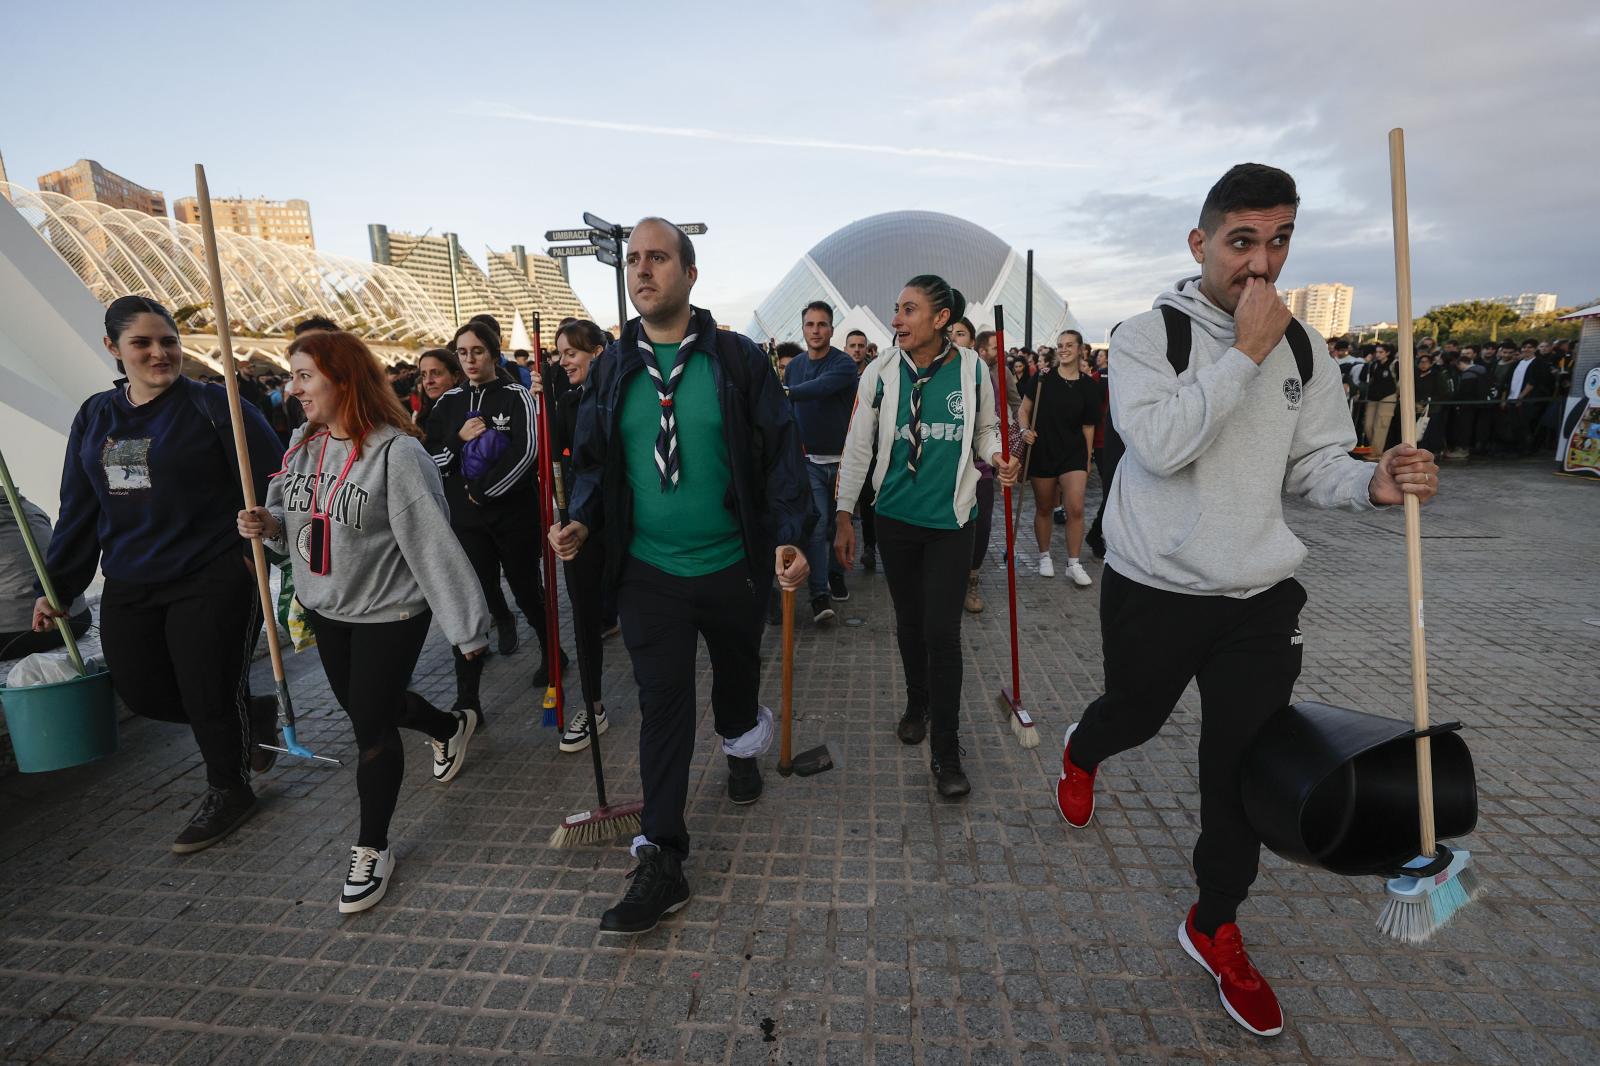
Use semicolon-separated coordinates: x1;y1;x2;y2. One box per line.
547;457;641;848
1376;127;1479;943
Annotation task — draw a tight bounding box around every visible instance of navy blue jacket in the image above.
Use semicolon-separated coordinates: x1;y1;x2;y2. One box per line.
783;346;857;458
569;306;814;593
46;376;284;600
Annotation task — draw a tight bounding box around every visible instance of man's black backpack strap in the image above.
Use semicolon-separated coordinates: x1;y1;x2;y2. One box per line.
1159;304;1314;384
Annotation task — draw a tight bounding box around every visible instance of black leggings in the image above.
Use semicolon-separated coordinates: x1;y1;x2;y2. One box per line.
970;476;994;571
455;502;548;654
99;552;259;792
562;539;605;709
309;610;457;850
877;515;975;736
1070;567;1305;933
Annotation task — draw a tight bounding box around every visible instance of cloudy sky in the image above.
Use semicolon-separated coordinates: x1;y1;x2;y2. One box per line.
7;0;1596;338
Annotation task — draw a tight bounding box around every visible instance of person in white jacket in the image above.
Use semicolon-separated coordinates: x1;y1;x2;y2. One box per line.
835;275;1019;798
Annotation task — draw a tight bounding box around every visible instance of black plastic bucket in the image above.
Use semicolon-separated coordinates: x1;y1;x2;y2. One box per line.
1241;701;1477;877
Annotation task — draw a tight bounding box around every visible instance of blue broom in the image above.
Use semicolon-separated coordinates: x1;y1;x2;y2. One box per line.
1375;129;1476;942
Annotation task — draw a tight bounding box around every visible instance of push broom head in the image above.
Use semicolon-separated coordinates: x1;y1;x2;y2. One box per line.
1377;845;1480;944
548;801;643;849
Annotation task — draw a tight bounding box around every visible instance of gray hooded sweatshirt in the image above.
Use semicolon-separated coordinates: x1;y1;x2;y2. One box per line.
1105;277;1377;599
265;423;491;654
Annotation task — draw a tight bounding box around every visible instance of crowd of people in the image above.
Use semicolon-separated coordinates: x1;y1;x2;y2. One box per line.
12;165;1475;1039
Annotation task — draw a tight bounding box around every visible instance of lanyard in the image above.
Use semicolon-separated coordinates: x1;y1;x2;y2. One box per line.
309;432;359;520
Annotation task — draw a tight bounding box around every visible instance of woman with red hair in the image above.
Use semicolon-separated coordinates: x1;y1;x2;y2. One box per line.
238;330;490;913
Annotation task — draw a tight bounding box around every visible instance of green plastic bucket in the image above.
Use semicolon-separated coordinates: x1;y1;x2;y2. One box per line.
1;669;118;773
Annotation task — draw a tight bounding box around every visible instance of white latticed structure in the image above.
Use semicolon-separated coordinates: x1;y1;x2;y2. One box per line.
2;182;455;346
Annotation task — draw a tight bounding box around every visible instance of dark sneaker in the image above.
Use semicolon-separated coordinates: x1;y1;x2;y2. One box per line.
1179;907;1284;1037
172;786;258;854
896;708;928;745
727;755;762;804
1053;507;1066;525
249;695;279;774
494;615;519;656
431;708;477;783
810;595;835;625
1056;723;1097;828
861;546;877;571
599;844;691;934
559;705;608;753
530;648;572;689
930;733;971;798
339;845;394;914
828;573;849;601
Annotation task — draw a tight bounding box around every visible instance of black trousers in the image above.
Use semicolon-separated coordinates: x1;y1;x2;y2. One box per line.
619;557;766;861
562;537;605;709
455;500;548;653
100;551;259;792
309;610;457;850
877;515;975;735
1071;567;1305;928
969;477;995;570
1088;446;1119;548
859;484;877;551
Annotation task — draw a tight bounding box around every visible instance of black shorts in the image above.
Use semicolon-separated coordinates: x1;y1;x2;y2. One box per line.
1028;441;1089;480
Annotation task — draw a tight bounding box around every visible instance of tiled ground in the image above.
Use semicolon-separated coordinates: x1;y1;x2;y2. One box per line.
0;459;1596;1065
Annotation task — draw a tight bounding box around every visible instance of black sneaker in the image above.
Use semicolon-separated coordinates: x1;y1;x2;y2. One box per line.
171;786;258;854
494;615;519;656
930;733;971;798
1054;507;1066;525
339;845;394;914
896;708;928;745
811;595;835;625
599;844;692;935
727;755;762;805
861;546;877;571
248;695;279;774
530;649;572;689
828;573;849;601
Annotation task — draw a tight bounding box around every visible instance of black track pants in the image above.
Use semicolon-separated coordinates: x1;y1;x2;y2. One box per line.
876;515;975;736
455;501;548;653
562;538;605;709
1070;566;1306;930
309;610;457;850
99;551;259;792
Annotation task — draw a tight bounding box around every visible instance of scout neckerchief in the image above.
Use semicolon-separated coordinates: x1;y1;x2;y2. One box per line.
637;326;700;490
899;340;955;477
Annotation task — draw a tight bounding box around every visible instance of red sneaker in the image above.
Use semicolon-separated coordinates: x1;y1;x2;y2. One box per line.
1178;907;1283;1037
1055;723;1096;828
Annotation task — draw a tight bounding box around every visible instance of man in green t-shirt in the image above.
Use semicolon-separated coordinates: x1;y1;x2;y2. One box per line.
553;218;812;936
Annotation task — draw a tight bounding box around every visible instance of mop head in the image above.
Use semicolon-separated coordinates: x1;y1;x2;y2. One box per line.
548;801;643;848
1377;847;1480;944
996;690;1040;748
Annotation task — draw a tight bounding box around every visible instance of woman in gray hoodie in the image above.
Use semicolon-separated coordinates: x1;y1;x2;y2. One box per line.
238;330;491;914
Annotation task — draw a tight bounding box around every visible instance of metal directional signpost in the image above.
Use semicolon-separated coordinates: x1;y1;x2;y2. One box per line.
543;216;709;334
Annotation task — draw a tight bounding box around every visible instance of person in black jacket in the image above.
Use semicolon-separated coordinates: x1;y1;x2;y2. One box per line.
537;319;613;754
425;322;563;705
33;296;284;854
551;218;811;936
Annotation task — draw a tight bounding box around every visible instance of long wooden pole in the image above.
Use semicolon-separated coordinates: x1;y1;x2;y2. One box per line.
194;164;297;743
1388;129;1435;858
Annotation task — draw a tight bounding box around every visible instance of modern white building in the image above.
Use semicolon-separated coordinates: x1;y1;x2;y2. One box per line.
1494;292;1559;316
1281;283;1354;339
744;210;1078;348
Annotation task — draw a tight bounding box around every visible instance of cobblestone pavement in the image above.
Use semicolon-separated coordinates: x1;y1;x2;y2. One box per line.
1;460;1596;1065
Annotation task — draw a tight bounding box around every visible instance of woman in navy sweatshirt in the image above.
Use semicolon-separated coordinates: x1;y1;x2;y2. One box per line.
33;296;285;854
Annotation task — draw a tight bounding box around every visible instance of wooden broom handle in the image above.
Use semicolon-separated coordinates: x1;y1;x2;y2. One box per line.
1388;129;1436;856
195;164;289;688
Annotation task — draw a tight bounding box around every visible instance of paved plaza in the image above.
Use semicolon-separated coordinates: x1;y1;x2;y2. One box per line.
0;460;1596;1065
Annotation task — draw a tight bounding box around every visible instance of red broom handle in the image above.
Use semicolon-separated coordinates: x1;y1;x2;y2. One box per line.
533;317;564;729
993;306;1021;703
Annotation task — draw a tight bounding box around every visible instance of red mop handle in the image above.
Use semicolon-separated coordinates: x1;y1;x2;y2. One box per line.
993;306;1021;703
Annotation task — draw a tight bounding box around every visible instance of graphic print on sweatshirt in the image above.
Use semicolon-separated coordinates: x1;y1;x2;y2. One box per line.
277;469;372;530
101;438;152;493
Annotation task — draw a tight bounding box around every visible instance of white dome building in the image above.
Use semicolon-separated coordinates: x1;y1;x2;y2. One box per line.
744;210;1078;348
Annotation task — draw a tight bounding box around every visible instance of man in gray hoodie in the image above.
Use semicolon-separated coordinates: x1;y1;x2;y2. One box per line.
1053;164;1439;1038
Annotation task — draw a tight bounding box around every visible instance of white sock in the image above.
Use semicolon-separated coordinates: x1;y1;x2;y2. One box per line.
1040;552;1052;561
1068;557;1079;567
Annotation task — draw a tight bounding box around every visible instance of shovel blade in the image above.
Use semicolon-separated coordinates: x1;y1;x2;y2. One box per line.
791;744;834;777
